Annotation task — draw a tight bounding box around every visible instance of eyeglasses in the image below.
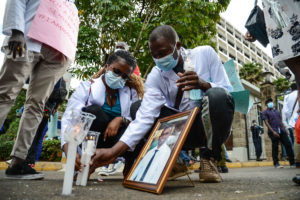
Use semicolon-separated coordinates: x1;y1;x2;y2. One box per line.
112;67;131;81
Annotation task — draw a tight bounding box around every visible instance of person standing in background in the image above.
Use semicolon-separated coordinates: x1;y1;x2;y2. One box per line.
1;0;73;180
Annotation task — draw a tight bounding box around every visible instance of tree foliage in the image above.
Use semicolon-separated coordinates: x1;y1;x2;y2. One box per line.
272;77;290;94
73;0;230;80
239;62;264;86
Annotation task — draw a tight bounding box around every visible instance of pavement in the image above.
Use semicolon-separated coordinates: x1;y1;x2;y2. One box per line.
0;162;299;200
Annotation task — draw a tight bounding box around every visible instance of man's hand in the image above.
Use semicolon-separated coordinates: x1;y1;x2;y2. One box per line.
89;142;129;177
8;30;26;59
103;117;123;141
245;31;256;42
273;131;280;138
176;71;211;92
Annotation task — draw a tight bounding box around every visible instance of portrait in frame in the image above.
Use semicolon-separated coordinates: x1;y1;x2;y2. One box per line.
123;107;199;194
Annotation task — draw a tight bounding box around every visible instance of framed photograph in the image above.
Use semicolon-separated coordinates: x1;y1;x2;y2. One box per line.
123;107;199;194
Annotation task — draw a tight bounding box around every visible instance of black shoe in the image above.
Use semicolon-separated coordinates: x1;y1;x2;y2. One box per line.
5;162;44;180
256;158;263;161
220;166;229;173
292;175;300;185
226;159;232;163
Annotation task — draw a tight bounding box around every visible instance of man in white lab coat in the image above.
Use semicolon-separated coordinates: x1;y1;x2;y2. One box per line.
90;25;234;183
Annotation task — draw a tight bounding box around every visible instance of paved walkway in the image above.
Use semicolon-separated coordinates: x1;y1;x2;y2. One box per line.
0;167;299;200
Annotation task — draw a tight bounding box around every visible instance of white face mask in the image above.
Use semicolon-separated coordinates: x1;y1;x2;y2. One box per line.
153;46;179;71
105;71;125;89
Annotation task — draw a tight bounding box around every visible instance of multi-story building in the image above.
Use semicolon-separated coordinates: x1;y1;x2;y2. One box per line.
215;17;283;162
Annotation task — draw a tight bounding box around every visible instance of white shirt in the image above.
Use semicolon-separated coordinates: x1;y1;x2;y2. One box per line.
2;0;76;53
129;142;171;184
120;46;233;151
282;90;299;128
2;0;42;53
61;75;138;147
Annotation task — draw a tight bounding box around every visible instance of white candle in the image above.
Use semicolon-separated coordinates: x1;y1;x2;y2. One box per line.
77;140;95;186
62;139;77;195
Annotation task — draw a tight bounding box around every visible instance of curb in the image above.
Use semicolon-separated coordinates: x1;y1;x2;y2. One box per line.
0;161;62;171
188;161;291;170
1;161;291;171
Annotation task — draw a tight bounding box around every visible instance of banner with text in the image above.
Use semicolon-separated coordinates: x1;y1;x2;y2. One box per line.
27;0;79;62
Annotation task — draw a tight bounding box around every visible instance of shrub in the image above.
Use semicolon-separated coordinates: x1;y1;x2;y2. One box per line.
0;141;14;161
39;139;62;162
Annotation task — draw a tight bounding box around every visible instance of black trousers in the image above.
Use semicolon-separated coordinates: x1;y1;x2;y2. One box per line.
268;130;295;166
131;87;234;161
252;134;262;159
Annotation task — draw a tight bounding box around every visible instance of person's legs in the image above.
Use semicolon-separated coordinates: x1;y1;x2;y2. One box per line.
24;116;49;165
0;58;34;131
10;45;68;161
270;134;279;166
279;129;295;165
257;136;262;160
288;128;295;146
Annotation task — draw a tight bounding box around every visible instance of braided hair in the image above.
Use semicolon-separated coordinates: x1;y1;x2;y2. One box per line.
92;50;144;99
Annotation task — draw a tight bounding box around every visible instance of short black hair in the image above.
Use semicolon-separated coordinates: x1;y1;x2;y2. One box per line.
149;25;179;46
291;82;297;91
107;50;137;72
265;97;273;105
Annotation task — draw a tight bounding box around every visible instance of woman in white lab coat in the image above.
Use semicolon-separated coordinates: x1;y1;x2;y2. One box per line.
61;50;144;170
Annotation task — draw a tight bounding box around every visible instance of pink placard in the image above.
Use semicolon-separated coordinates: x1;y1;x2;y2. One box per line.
27;0;79;62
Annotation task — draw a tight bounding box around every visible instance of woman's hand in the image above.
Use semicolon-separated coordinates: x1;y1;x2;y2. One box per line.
103;117;123;141
245;31;256;42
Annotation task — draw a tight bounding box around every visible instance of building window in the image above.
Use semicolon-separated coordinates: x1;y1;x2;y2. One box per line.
236;46;243;53
229;53;236;60
218;46;227;55
235;34;241;41
244;53;250;58
243;40;249;47
228;40;235;48
218;33;226;41
238;59;243;65
226;28;233;35
257;52;261;57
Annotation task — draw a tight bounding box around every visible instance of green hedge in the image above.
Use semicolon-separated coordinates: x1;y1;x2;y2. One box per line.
0;141;14;161
39;140;62;162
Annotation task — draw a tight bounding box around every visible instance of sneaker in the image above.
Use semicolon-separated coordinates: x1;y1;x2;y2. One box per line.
6;159;12;165
226;159;232;163
220;166;228;173
292;174;300;185
108;161;124;175
168;162;191;181
199;158;222;183
274;164;283;168
98;166;110;176
5;163;44;180
290;164;296;168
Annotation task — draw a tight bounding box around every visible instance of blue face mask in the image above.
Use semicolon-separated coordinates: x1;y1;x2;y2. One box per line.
267;102;274;108
153;46;179;71
105;71;125;89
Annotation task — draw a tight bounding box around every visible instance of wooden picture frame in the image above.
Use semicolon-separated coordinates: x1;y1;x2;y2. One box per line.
123;107;199;194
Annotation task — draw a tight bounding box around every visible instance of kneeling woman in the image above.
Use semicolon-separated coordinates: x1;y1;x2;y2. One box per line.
61;50;143;173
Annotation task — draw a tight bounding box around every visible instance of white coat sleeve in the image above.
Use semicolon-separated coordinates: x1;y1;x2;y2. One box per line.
120;70;166;151
2;0;26;35
205;46;233;92
282;96;290;128
61;81;91;148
